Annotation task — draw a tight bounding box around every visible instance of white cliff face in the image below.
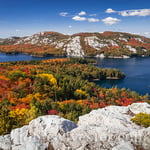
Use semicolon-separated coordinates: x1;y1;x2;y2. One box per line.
64;36;85;57
15;34;85;57
134;37;144;43
119;37;129;42
0;103;150;150
12;31;150;57
15;34;54;45
126;45;137;53
54;39;66;49
105;39;118;46
15;35;40;45
84;36;119;50
84;36;108;50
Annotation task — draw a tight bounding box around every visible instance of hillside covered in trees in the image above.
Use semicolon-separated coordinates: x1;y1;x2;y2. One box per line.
0;58;149;135
0;31;150;57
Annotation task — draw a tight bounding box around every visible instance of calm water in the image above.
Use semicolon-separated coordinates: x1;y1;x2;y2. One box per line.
0;53;150;95
0;53;63;62
95;57;150;95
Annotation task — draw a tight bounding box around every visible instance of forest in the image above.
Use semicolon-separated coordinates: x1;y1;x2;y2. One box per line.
0;44;65;57
0;58;149;135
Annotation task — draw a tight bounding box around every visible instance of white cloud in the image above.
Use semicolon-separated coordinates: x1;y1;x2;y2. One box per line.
119;9;150;16
72;15;99;22
72;16;87;21
88;18;100;22
105;8;150;17
59;12;68;17
105;8;116;13
102;17;121;25
78;11;86;16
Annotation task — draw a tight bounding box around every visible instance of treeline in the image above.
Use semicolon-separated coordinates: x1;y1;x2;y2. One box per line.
0;58;149;135
0;44;66;57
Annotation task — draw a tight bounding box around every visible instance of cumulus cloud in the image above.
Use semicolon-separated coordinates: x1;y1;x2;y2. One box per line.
105;8;150;17
119;9;150;16
105;8;116;13
78;11;87;16
59;12;68;17
88;18;100;22
102;17;121;25
72;16;87;21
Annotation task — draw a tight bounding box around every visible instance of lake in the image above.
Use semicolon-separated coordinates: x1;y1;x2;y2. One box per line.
0;53;62;62
96;57;150;95
0;53;150;95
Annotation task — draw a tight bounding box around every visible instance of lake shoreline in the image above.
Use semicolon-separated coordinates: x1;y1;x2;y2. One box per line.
0;53;150;95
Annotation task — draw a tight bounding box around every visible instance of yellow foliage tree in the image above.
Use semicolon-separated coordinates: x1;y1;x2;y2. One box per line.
74;89;88;99
37;74;57;85
9;108;28;128
25;105;39;124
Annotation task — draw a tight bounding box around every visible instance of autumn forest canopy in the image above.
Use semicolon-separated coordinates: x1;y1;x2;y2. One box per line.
0;58;149;135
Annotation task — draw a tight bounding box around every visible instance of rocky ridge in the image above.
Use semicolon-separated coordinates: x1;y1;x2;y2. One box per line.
0;102;150;150
0;31;150;57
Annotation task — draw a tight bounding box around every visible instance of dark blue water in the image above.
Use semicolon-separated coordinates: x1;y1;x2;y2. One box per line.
0;53;150;95
0;53;64;62
95;57;150;95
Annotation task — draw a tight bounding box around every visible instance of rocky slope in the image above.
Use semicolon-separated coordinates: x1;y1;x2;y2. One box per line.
0;31;150;57
0;102;150;150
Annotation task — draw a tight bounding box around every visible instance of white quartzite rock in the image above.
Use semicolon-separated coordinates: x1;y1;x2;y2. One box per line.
28;115;77;141
64;36;84;57
112;142;135;150
0;115;77;150
53;103;150;150
0;103;150;150
128;102;150;114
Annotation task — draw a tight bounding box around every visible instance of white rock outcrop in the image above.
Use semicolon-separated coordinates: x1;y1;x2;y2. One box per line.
96;53;105;58
0;115;77;150
12;31;150;57
0;103;150;150
84;36;108;50
126;45;137;53
64;36;85;57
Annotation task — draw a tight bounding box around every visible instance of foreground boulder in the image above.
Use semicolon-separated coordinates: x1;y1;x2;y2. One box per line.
0;103;150;150
0;115;77;150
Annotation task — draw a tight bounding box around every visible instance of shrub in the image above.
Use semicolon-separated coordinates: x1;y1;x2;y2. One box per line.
131;112;150;128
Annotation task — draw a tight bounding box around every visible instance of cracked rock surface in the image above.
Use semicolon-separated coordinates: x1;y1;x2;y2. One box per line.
0;103;150;150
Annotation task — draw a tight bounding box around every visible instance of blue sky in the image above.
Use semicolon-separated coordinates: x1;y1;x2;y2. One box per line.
0;0;150;38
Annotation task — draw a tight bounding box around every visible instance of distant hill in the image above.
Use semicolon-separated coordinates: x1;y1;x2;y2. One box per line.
0;31;150;57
